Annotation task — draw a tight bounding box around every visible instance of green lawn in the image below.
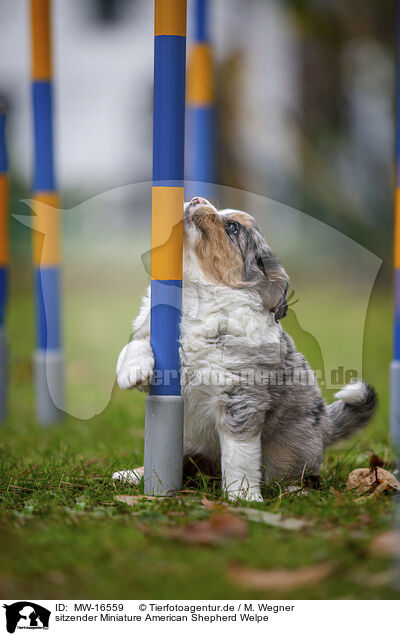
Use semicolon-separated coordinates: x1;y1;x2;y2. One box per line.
0;276;399;600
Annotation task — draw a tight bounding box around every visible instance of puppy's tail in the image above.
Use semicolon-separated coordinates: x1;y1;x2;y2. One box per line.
326;381;377;445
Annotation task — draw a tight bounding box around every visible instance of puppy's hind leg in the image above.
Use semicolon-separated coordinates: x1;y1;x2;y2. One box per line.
262;439;323;491
218;430;263;502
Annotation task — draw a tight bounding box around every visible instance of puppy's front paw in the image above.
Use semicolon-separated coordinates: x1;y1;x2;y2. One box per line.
117;364;153;390
226;486;263;503
242;488;264;503
116;341;154;390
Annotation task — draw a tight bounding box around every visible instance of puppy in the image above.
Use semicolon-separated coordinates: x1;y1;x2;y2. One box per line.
114;197;376;501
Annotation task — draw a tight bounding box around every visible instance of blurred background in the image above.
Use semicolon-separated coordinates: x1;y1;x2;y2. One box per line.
1;0;394;237
0;0;395;416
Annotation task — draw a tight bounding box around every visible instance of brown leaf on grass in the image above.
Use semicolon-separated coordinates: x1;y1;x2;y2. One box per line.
235;507;307;530
166;513;247;545
115;495;162;505
201;495;229;512
368;531;400;557
202;495;308;529
346;467;400;499
228;562;333;591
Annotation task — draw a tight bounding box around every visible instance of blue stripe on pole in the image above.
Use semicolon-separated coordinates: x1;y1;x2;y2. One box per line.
35;267;61;350
32;81;56;191
150;279;182;396
153;35;186;183
0;267;7;326
186;106;215;183
195;0;208;42
0;114;8;173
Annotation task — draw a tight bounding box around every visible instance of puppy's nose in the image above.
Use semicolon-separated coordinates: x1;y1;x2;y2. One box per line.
191;196;208;206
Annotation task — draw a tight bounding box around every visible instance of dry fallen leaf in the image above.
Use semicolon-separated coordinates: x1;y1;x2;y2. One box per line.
346;467;400;499
235;507;307;530
201;495;229;512
228;562;333;591
115;495;161;505
368;531;400;557
166;513;248;545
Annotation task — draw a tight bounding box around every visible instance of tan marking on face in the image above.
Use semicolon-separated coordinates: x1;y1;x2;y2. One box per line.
193;208;243;287
230;211;254;228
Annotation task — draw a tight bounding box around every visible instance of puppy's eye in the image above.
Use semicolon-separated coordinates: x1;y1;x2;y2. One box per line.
226;221;239;235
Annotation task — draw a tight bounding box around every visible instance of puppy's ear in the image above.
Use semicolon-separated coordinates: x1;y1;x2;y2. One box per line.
273;281;289;321
258;252;289;320
242;228;289;320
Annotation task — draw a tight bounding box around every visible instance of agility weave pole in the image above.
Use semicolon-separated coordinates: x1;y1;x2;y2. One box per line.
30;0;64;423
143;0;187;495
186;0;215;197
391;5;400;447
0;107;9;421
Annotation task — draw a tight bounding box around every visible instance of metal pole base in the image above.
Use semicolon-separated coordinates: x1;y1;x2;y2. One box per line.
144;395;184;496
34;349;64;425
0;327;8;421
390;360;400;448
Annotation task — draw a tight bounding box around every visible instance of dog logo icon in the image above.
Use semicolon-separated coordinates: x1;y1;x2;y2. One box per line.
2;602;51;633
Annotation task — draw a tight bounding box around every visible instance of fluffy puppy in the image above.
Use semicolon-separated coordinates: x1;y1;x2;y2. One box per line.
115;197;376;501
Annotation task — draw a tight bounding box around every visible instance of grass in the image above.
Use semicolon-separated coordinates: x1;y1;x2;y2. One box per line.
0;272;399;600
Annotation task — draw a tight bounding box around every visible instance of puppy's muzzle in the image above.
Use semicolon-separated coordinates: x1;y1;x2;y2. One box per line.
184;197;216;223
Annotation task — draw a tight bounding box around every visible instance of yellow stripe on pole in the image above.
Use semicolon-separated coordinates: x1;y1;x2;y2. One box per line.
151;187;183;280
395;187;400;269
33;192;61;266
187;43;213;106
0;175;9;266
31;0;52;80
155;0;187;37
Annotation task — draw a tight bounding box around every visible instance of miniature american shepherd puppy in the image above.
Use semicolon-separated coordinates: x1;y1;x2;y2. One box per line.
114;197;376;501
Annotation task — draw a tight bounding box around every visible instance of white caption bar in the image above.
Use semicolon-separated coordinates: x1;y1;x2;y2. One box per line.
1;599;399;635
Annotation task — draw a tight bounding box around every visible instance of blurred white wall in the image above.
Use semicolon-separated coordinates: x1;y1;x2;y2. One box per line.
0;0;299;200
0;0;154;192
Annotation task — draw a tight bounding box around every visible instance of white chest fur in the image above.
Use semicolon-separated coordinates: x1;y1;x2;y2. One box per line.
180;283;281;457
180;283;280;366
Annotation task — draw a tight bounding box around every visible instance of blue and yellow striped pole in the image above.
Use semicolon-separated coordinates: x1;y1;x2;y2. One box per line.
391;6;400;446
0;107;9;421
186;0;215;199
30;0;64;423
143;0;187;495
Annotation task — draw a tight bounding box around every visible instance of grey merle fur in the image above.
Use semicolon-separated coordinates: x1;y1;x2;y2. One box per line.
183;213;377;485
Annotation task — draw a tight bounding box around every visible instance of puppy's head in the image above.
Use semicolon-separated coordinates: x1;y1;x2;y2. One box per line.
184;197;289;320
